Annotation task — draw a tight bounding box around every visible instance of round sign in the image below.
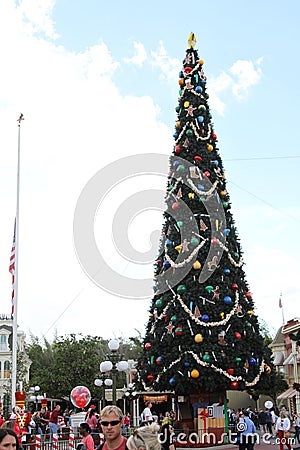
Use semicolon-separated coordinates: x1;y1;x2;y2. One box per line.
264;400;273;409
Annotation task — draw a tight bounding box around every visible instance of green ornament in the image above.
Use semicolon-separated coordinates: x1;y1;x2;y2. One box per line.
236;357;242;365
171;315;177;322
179;89;183;95
203;353;211;362
175;106;180;112
186;129;193;136
168;185;174;191
222;201;229;208
198;105;206;113
246;321;252;327
177;284;187;294
177;221;183;228
190;237;200;246
150;355;155;364
205;93;209;99
209;113;212;119
176;164;185;172
155;298;163;307
205;285;214;293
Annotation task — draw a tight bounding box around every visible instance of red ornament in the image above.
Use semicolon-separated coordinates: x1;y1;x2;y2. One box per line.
230;381;239;390
211;238;219;245
172;202;179;210
184;66;192;74
175;326;183;336
175;145;181;154
228;368;235;375
212;133;217;140
194;155;203;162
231;283;238;291
145;342;152;350
147;374;154;383
235;331;242;340
245;291;252;299
203;171;210;178
163;314;169;323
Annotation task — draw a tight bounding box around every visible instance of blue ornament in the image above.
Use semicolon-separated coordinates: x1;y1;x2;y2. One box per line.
173;160;180;168
197;116;204;123
169;377;176;386
224;229;230;236
224;268;230;274
163;260;170;269
223;296;232;305
201;314;209;322
179;71;183;78
197;184;205;191
184;361;190;367
213;160;219;166
202;80;207;85
166;239;172;246
248;357;256;366
173;132;178;139
156;356;163;365
195;86;203;93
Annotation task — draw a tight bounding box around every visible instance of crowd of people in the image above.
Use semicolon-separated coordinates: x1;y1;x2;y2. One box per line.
0;401;299;450
228;405;300;450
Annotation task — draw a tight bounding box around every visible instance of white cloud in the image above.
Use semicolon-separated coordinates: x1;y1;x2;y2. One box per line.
229;57;263;99
123;41;147;67
17;0;59;39
207;57;263;114
150;41;180;81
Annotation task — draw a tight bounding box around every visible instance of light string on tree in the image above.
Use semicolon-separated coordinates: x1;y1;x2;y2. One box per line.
174;121;212;145
187;178;219;197
177;292;239;327
151;351;266;386
164;238;207;268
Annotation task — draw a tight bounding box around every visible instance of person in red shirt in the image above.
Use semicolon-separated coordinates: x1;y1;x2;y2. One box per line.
49;405;63;444
7;414;23;448
79;423;94;450
99;406;126;450
0;414;4;428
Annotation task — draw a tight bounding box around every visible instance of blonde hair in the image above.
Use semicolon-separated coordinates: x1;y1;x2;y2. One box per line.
100;405;123;420
127;423;161;450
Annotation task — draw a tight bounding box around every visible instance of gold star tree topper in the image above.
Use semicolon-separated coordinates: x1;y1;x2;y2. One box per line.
188;32;197;48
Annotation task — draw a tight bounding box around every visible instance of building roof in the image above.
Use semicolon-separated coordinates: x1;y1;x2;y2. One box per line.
277;387;297;400
270;326;285;346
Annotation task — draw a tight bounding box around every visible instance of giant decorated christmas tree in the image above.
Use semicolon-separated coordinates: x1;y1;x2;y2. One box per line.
136;34;274;396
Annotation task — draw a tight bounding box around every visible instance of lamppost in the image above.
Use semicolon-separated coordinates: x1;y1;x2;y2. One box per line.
123;383;137;425
29;386;44;411
94;374;113;409
100;339;129;405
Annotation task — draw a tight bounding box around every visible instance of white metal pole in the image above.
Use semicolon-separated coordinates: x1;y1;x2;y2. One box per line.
11;114;24;407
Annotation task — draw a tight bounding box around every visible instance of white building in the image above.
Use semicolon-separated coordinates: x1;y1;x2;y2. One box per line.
0;315;31;405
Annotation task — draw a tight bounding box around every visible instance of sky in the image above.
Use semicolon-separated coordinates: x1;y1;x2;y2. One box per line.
0;0;299;344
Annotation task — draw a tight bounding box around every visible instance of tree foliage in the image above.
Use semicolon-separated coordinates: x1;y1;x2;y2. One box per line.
26;333;141;400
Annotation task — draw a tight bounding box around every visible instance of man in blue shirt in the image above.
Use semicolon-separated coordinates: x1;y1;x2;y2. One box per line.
238;411;257;450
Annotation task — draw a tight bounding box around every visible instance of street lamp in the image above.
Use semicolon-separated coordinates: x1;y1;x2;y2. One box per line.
100;339;129;405
123;383;138;426
94;374;113;409
29;386;44;411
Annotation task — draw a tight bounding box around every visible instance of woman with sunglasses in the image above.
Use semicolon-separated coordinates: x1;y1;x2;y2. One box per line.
99;406;127;450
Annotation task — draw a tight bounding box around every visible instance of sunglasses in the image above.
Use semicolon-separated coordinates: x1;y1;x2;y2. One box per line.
100;420;121;427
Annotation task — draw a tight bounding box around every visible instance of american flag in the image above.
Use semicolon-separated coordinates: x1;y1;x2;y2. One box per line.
9;219;16;315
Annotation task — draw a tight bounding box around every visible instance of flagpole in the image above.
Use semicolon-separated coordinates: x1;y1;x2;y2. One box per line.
279;292;285;325
11;113;24;408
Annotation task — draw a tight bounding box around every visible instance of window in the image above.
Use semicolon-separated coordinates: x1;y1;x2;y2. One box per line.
0;335;7;351
4;360;10;378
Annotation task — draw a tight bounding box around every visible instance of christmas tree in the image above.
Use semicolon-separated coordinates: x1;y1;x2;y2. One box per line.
137;34;274;395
